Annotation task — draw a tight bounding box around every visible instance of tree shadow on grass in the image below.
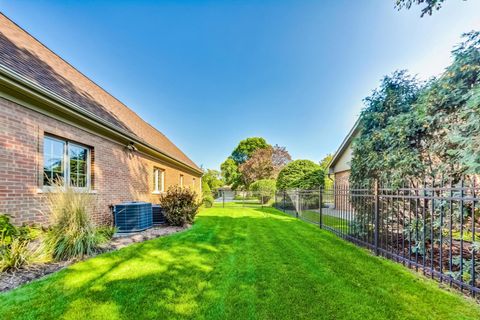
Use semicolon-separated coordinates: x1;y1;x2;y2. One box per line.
1;213;479;320
0;215;247;319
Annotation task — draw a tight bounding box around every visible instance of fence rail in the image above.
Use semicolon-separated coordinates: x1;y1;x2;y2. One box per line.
274;180;480;298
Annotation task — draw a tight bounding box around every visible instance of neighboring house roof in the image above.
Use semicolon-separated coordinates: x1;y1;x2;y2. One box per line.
0;14;202;174
328;118;360;173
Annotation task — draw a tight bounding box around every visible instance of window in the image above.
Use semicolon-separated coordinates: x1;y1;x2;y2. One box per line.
180;174;184;187
43;137;65;186
153;168;164;193
43;136;90;188
69;144;88;187
192;178;196;188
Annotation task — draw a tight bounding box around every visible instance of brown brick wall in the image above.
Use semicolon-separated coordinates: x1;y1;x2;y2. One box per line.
0;97;202;226
334;170;350;187
334;170;350;210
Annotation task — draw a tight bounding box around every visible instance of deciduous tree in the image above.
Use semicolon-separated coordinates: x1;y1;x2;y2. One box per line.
231;137;269;164
238;145;291;187
201;169;224;190
238;148;273;186
271;145;292;176
220;157;241;189
319;154;334;189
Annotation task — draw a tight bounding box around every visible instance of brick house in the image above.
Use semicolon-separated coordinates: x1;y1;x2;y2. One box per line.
328;119;360;210
0;14;203;225
328;119;360;186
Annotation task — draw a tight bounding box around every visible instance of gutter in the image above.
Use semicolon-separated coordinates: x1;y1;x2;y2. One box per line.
0;64;203;176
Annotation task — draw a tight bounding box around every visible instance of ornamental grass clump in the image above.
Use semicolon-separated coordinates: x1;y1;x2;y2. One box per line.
45;185;106;261
0;237;31;272
0;214;39;272
160;186;200;226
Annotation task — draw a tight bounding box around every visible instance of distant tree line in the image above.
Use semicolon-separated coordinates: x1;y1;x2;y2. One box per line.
216;137;332;193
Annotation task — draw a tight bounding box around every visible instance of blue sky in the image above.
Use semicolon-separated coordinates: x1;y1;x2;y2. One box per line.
2;1;480;170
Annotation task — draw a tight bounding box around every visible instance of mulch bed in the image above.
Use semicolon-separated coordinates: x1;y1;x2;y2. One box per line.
0;224;190;293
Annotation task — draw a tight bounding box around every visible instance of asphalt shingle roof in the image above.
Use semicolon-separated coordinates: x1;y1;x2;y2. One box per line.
0;14;200;172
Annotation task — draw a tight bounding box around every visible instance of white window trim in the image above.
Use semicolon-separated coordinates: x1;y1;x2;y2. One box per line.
153;168;165;194
42;135;92;191
37;188;97;194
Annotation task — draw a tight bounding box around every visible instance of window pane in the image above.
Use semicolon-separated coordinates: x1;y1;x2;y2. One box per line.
160;170;164;192
154;169;159;192
69;144;88;187
43;137;65;186
153;169;165;192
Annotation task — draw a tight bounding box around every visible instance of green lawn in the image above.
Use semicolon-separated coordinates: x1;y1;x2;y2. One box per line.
1;204;479;320
299;209;350;231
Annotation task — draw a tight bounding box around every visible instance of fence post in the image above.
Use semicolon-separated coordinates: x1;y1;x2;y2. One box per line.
296;189;299;218
319;186;323;228
283;190;286;212
374;179;380;256
223;190;225;208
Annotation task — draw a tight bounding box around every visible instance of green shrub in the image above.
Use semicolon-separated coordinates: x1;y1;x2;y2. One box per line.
0;214;18;241
160;186;200;226
297;168;325;190
96;226;117;240
203;195;214;208
0;214;33;272
276;160;324;190
45;185;106;260
202;182;214;208
249;179;276;204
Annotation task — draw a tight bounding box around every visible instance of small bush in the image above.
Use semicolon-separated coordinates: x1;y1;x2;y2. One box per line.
202;183;214;208
160;186;200;226
249;179;276;204
0;214;33;272
203;195;214;208
45;185;105;260
0;215;18;240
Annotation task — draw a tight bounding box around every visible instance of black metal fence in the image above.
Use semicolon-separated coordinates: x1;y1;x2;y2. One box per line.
274;180;480;298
